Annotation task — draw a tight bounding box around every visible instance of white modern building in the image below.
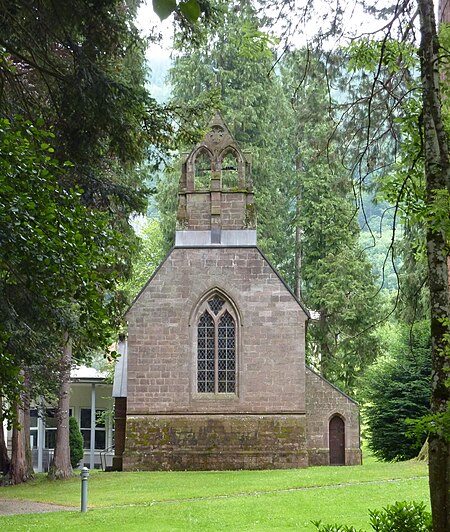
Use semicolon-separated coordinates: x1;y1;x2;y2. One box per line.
29;366;114;472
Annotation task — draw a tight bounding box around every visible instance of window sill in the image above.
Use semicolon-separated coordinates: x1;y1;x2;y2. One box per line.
192;392;238;400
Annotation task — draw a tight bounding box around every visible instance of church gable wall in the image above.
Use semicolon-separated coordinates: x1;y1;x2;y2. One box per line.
126;247;307;416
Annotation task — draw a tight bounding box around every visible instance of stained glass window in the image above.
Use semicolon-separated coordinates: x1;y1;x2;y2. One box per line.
197;297;236;394
197;311;215;393
208;297;224;315
218;311;235;393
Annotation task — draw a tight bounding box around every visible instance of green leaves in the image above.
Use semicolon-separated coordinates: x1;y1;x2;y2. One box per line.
369;501;432;532
120;218;166;300
346;37;417;74
153;0;176;20
313;501;432;532
152;0;202;22
0;116;137;417
229;23;277;60
179;0;201;22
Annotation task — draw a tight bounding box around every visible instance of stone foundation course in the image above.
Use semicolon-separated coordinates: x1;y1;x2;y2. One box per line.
123;414;308;471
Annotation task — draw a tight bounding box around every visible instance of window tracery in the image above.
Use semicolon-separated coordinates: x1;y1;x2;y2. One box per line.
197;295;236;394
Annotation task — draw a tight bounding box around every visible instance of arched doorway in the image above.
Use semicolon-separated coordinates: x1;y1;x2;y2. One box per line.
329;415;345;465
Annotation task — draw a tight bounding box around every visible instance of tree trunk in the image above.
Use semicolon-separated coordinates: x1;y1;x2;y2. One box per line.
438;0;450;26
418;1;450;530
0;396;10;476
9;401;30;485
22;372;34;478
417;438;429;462
318;310;331;378
294;193;302;299
294;158;303;299
48;332;73;480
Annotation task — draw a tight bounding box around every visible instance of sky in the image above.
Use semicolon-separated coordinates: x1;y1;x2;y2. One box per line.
135;1;174;61
133;0;404;63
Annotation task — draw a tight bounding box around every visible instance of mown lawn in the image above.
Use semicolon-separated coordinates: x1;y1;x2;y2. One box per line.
0;458;429;531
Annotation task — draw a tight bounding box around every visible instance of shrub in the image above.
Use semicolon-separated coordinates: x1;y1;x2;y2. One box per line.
69;416;84;468
369;501;432;532
313;501;432;532
312;523;362;532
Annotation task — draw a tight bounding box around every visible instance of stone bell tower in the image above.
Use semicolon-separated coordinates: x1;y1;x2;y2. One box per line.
175;112;256;246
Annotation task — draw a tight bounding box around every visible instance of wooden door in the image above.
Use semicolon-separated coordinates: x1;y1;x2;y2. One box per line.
329;415;345;465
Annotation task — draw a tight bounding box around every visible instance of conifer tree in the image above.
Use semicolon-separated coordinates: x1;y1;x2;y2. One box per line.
165;1;381;393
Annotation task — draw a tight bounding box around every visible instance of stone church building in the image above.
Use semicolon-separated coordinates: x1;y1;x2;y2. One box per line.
112;114;361;471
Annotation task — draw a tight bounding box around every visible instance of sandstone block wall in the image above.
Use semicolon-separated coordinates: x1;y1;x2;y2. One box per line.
126;247;307;417
305;367;361;466
123;414;308;471
183;192;249;231
123;246;308;471
220;192;248;229
185;193;211;230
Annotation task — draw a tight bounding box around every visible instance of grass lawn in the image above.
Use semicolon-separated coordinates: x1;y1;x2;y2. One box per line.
0;458;429;531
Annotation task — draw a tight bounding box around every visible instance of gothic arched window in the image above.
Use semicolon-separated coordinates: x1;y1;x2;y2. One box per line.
197;295;237;394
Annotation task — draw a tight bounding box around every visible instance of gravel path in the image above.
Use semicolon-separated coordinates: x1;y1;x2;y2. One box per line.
0;498;76;515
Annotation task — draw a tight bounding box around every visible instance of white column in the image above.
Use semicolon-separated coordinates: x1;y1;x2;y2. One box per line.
37;400;44;473
90;383;96;469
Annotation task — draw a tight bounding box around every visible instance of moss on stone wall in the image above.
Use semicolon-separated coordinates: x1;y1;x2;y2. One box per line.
124;414;308;471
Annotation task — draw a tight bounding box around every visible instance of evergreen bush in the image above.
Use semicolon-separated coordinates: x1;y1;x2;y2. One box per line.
313;501;431;532
69;416;84;468
360;321;431;461
369;501;432;531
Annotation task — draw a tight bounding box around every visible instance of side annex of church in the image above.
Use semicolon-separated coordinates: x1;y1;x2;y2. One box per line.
112;114;361;471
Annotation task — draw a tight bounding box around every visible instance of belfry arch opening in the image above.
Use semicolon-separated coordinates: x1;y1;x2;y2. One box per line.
194;149;212;190
221;151;239;189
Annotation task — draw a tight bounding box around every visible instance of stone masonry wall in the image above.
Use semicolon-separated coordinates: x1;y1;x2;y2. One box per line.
220;192;247;229
123;414;308;471
124;246;308;470
183;192;249;231
126;247;307;416
185;193;210;230
305;367;361;466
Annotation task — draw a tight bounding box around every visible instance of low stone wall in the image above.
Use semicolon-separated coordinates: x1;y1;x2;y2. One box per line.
123;414;308;471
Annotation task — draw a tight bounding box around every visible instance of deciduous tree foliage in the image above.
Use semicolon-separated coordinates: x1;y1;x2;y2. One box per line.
121;217;166;300
0;0;183;482
0;113;131;481
267;0;450;528
261;0;450;525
